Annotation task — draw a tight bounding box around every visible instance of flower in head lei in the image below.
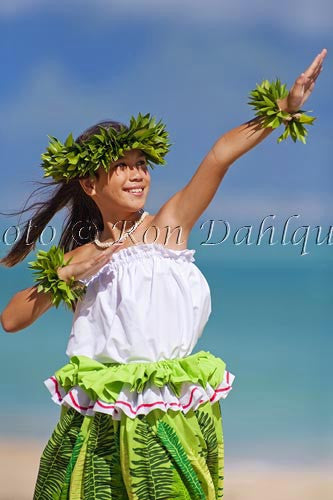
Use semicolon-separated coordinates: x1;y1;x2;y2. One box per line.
41;112;171;182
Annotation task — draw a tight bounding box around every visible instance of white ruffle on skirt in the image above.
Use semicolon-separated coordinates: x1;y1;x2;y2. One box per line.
45;368;235;421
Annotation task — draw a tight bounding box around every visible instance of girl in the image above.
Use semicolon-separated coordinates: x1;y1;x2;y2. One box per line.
0;49;327;499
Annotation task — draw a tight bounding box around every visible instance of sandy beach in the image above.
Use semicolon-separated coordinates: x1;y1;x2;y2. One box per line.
1;439;332;500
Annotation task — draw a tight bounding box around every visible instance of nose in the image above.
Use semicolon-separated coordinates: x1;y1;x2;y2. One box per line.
128;165;145;179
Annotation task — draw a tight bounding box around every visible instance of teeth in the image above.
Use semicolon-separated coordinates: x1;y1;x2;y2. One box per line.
127;188;143;193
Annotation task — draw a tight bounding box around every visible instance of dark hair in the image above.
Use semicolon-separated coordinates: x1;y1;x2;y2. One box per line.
0;120;128;268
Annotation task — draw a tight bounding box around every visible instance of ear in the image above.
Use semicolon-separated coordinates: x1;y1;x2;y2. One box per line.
78;176;97;197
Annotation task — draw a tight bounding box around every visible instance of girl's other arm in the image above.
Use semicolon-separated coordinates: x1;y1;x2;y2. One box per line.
1;286;54;333
1;243;116;333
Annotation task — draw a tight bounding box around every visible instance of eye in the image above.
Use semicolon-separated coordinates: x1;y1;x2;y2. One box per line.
115;162;127;170
138;160;148;170
113;159;147;171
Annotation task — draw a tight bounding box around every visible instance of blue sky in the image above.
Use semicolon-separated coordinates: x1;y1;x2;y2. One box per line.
0;0;331;231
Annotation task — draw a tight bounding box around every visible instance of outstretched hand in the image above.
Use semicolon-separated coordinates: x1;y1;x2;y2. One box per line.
57;244;121;283
277;48;327;113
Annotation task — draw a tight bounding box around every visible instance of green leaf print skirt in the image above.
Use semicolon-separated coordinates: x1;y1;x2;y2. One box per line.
33;350;235;499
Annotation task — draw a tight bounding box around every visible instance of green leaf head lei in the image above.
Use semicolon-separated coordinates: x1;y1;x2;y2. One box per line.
41;112;172;182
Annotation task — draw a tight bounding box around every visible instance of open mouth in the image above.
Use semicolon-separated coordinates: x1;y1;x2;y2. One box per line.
123;188;144;196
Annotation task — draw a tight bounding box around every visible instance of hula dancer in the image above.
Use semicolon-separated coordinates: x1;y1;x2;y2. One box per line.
0;48;327;499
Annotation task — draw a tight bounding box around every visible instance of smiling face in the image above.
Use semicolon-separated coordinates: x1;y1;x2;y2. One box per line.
80;148;151;216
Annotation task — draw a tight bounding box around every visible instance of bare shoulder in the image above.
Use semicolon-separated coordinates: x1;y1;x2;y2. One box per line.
146;208;190;251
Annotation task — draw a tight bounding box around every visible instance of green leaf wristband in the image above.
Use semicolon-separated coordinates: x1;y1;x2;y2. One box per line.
28;245;87;310
248;78;316;144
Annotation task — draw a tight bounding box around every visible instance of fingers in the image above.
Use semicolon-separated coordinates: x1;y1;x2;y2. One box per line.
99;244;120;255
290;73;307;96
310;64;323;81
303;80;316;101
83;245;119;270
303;48;327;79
94;245;119;264
295;69;319;94
301;57;325;96
308;50;326;75
291;48;326;98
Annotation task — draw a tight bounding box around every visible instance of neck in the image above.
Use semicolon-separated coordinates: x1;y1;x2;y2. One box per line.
99;209;145;242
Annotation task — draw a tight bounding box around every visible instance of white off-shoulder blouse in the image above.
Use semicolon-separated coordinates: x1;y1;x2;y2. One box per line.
66;243;212;364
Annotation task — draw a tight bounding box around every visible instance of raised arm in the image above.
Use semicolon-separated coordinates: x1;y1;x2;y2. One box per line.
160;48;327;232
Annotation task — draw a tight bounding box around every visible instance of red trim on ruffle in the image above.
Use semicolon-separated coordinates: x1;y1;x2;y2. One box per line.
50;372;233;415
50;376;63;402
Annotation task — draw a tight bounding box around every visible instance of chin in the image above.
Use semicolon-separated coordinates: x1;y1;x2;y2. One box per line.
127;195;148;209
